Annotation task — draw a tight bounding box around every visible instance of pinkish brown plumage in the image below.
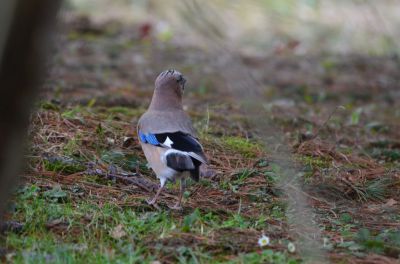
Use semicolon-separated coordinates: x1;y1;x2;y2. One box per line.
137;70;207;209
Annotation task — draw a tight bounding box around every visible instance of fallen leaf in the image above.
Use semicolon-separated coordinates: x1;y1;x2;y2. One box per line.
384;198;397;207
111;224;126;239
123;136;135;148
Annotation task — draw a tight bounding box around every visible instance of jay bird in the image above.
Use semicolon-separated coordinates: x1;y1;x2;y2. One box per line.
137;69;208;209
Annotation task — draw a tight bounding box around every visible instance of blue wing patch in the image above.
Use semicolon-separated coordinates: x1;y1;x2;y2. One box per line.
146;133;159;145
138;131;147;143
138;131;160;145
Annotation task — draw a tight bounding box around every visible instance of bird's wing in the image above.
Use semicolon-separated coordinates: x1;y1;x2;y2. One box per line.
138;130;208;165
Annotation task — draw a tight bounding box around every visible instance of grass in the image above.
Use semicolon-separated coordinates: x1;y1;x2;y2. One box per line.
6;184;167;263
3;182;296;263
3;84;397;263
44;158;85;174
100;150;147;171
230;250;300;264
336;228;400;257
298;155;331;172
3;102;395;262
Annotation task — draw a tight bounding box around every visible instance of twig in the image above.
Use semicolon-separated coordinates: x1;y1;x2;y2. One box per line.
85;168;158;193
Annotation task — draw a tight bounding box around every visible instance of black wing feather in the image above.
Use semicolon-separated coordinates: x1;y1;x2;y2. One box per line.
155;132;202;153
155;132;207;164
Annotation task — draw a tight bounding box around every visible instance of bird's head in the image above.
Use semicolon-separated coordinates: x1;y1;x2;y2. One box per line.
150;69;187;110
155;69;186;97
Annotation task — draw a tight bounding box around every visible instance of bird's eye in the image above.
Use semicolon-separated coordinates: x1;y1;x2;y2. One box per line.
175;74;186;91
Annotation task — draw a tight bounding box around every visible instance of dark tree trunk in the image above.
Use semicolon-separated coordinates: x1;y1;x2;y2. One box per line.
0;0;62;218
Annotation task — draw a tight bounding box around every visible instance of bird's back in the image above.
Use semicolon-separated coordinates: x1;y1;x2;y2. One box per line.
138;109;197;136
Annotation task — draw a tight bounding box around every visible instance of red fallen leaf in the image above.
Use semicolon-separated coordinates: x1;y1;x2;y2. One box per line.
139;22;152;40
274;40;300;55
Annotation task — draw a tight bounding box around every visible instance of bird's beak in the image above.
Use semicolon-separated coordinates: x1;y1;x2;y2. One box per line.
177;75;186;90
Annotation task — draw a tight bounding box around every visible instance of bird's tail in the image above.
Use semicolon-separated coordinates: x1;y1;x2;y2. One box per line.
165;151;195;171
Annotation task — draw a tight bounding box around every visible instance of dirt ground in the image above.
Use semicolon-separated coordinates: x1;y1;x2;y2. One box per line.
1;14;400;263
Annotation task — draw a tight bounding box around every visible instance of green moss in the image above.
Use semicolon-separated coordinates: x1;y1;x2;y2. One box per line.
44;159;85;174
299;155;331;171
222;136;260;158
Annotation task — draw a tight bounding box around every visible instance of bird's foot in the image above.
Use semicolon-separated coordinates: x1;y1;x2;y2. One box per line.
147;198;157;205
168;203;183;211
146;198;161;210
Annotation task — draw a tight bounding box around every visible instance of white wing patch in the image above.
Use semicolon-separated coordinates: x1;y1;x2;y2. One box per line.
188;152;208;164
163;136;173;147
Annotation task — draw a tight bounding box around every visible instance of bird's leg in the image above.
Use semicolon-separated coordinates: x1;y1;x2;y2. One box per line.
147;185;164;205
170;178;185;210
